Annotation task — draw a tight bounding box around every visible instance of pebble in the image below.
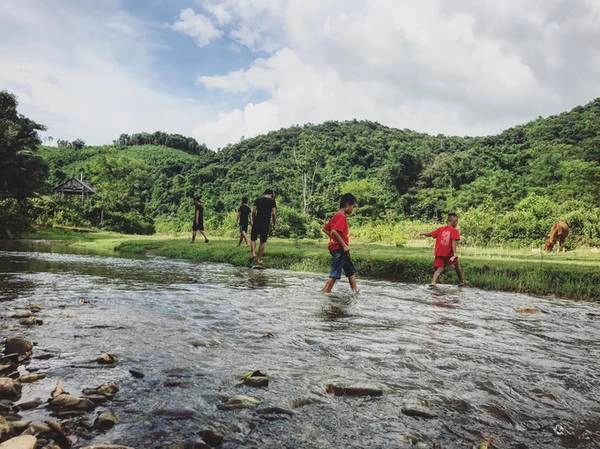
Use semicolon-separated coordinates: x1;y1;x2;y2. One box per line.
198;428;224;448
10;310;33;319
0;435;37;449
94;410;118;431
16;398;44;410
239;370;269;388
218;395;262;410
129;369;145;379
96;352;119;365
82;382;119;398
4;337;33;356
18;373;45;384
325;383;383;397
0;377;22;401
401;403;438;419
19;317;43;327
49;393;96;413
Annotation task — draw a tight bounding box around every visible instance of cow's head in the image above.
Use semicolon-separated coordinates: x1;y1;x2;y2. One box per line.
544;239;554;252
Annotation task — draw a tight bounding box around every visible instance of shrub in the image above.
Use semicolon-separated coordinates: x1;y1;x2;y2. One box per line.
0;198;30;237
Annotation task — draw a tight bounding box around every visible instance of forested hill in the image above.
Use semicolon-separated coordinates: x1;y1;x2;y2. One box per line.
37;98;600;244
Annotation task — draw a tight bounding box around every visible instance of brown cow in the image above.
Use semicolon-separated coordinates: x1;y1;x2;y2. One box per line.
544;221;570;252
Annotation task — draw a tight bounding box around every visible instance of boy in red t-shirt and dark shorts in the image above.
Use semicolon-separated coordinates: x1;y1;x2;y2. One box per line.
421;213;465;286
322;193;359;293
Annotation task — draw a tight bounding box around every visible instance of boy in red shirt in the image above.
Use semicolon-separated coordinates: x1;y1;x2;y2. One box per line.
421;213;465;286
322;193;359;293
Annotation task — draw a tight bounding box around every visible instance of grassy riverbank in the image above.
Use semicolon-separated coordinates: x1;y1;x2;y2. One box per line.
17;228;600;301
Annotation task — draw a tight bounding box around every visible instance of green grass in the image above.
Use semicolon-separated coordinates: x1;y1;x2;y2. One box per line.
20;228;600;301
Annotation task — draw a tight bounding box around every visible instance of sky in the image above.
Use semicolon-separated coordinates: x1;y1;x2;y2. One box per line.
1;0;600;149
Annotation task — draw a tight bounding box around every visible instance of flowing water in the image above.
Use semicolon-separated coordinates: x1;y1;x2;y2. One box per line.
1;247;600;449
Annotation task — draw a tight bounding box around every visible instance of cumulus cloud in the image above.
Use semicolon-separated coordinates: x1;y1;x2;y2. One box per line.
170;8;222;47
0;1;209;144
195;0;600;147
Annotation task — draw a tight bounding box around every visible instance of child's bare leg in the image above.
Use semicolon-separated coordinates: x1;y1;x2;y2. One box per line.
199;231;209;242
348;274;359;293
323;277;336;293
431;267;444;285
258;241;266;261
250;240;257;259
191;230;197;243
454;262;465;285
238;234;243;246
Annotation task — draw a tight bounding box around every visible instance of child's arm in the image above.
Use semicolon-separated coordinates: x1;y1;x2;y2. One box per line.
450;239;459;261
195;209;200;223
330;229;350;252
236;210;241;224
322;224;331;236
421;231;433;237
271;207;277;228
252;206;257;222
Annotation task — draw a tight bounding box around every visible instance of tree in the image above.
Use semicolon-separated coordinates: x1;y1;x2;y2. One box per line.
0;90;48;198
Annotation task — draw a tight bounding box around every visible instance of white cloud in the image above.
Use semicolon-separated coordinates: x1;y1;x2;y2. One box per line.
171;8;222;47
195;0;600;147
0;1;210;145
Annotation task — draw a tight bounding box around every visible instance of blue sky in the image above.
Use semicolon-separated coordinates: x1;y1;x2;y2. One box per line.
2;1;600;148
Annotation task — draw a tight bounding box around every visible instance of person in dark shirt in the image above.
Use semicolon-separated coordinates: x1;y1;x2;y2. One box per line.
250;189;277;264
191;196;209;244
237;196;252;247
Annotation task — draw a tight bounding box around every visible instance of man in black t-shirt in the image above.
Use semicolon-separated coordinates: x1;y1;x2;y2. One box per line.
191;196;209;243
237;196;252;247
250;189;277;263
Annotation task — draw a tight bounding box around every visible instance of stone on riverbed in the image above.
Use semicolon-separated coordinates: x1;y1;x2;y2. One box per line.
10;310;32;319
401;402;438;419
80;446;135;449
96;352;119;365
0;377;22;401
94;410;118;431
198;428;224;448
82;382;119;399
28;304;42;313
129;369;145;379
49;393;96;413
218;395;262;410
325;383;383;397
18;373;45;384
4;337;33;356
152;407;196;419
19;317;43;327
0;436;37;449
239;370;269;388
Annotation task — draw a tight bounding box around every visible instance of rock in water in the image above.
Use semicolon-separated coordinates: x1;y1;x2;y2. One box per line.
94;410;118;430
19;317;43;327
325;383;383;397
218;395;262;410
96;352;119;365
4;337;33;356
198;428;224;448
515;306;540;314
80;446;135;449
82;382;119;398
0;377;22;401
18;373;45;383
28;304;42;313
0;436;37;449
129;369;145;379
239;370;269;387
49;394;96;413
10;310;32;319
401;403;438;419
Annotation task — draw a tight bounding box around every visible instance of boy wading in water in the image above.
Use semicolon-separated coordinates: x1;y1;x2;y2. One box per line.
191;196;209;244
322;193;359;294
237;197;252;246
250;189;277;264
421;213;465;286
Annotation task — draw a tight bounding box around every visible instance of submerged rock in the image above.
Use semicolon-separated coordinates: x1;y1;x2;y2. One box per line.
129;369;145;379
256;406;295;417
10;310;33;319
0;399;19;415
152;407;196;419
18;373;45;384
4;337;33;356
401;402;438;419
28;304;42;313
19;317;43;327
96;352;119;365
17;398;44;410
82;383;119;399
239;370;269;388
218;395;262;410
0;377;22;401
515;306;540;314
49;394;96;413
325;383;383;397
289;397;324;409
198;428;224;448
94;410;118;431
0;436;37;449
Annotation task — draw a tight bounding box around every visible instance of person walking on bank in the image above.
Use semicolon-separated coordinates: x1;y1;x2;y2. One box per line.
191;196;209;244
237;196;252;246
250;189;277;264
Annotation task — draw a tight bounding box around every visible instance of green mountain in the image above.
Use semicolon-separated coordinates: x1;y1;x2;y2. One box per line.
36;98;600;245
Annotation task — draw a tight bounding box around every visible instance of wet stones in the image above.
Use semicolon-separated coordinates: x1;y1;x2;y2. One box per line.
18;373;45;384
128;368;145;379
18;317;43;327
325;383;383;397
96;352;119;365
82;383;119;399
239;370;269;388
152;407;196;419
94;410;118;431
0;435;37;449
49;393;96;414
10;311;32;319
401;401;438;419
198;428;224;448
218;395;262;410
0;377;22;401
3;337;33;357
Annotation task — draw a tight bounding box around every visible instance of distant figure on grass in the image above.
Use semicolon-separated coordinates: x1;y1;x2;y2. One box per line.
237;196;252;246
322;193;359;294
191;196;209;244
544;221;570;252
250;189;277;264
421;213;465;287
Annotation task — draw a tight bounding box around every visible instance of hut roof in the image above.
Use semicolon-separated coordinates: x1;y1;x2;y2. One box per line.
52;178;96;195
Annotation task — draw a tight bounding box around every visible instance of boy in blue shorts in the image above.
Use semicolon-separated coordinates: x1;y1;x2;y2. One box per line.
322;193;359;293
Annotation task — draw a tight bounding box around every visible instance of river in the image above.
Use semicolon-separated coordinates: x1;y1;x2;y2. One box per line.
1;248;600;449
